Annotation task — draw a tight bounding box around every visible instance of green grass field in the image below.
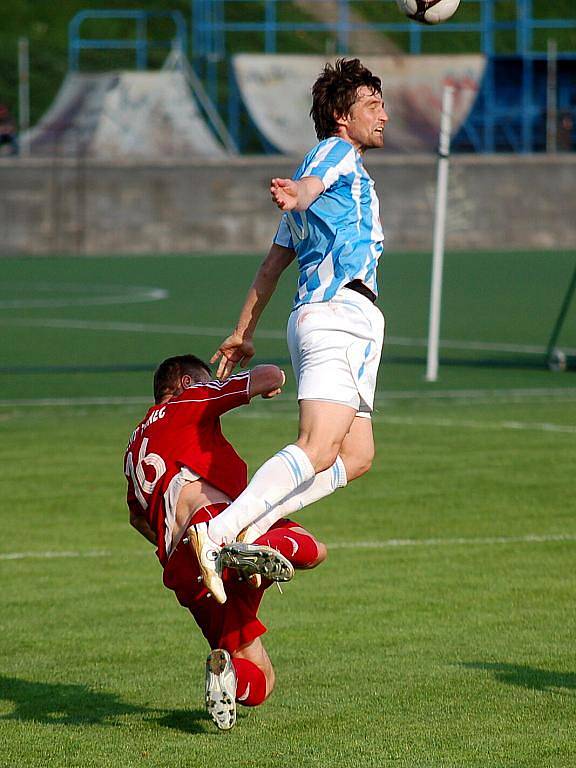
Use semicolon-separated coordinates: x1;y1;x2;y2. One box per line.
1;252;575;767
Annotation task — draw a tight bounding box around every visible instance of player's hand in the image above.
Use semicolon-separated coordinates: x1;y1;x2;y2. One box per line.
211;333;255;379
270;177;299;211
261;369;285;399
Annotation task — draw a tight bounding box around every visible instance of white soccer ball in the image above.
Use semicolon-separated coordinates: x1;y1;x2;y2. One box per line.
395;0;461;25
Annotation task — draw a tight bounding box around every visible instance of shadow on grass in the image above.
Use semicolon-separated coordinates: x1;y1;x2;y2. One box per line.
157;708;215;735
462;662;576;694
0;675;209;733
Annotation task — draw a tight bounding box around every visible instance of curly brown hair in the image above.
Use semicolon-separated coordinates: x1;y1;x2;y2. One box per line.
310;58;382;140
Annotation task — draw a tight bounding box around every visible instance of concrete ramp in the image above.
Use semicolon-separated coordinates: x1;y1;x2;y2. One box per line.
27;71;225;158
233;54;486;154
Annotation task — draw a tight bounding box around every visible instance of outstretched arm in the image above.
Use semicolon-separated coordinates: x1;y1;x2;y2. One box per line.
211;243;296;379
270;176;324;212
249;365;286;400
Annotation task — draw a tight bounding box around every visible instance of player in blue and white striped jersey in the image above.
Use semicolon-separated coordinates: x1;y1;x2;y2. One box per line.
274;134;383;308
190;59;389;598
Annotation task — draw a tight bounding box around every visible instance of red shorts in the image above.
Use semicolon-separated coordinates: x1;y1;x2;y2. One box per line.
162;503;303;653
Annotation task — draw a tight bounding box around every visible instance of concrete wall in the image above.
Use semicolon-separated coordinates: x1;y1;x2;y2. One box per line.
0;154;574;255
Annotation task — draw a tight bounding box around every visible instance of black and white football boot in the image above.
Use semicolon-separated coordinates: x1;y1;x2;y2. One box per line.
205;649;237;731
219;542;294;584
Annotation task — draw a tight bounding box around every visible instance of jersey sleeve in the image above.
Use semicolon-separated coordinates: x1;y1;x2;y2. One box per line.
174;372;251;419
297;139;357;192
273;214;294;249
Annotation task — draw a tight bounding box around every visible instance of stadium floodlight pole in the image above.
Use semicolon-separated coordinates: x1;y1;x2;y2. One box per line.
18;37;30;157
426;84;454;383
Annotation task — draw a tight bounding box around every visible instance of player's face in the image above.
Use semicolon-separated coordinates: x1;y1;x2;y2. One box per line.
341;86;388;152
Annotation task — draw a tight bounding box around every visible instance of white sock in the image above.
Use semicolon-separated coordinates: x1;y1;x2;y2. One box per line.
241;456;347;543
208;444;315;545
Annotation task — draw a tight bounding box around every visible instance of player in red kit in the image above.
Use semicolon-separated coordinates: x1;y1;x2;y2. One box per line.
124;354;327;730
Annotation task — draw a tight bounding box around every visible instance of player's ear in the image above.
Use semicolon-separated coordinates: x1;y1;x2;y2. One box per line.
181;373;194;389
334;109;351;131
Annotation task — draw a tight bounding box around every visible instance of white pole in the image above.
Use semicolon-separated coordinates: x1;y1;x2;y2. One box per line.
425;84;454;383
18;36;30;157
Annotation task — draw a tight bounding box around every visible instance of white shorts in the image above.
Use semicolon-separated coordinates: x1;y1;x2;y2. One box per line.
287;288;385;417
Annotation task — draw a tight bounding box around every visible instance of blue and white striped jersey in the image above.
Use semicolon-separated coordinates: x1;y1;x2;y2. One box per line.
274;136;384;309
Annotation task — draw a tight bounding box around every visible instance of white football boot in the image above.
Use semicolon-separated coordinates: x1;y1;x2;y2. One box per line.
205;649;237;730
186;522;226;605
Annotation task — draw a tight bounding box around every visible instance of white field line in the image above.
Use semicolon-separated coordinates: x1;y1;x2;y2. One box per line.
1;394;576;435
0;285;167;309
0;396;151;407
0;549;112;561
376;388;576;401
234;411;576;434
2;388;576;410
376;415;576;434
3;316;574;356
0;317;282;340
2;533;575;562
329;533;576;549
388;336;576;355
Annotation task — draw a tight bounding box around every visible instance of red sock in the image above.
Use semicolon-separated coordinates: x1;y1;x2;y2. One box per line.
232;658;267;707
258;526;320;568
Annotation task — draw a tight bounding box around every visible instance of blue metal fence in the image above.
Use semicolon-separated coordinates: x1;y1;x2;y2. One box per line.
68;3;576;152
190;1;576;59
190;0;576;152
69;10;188;71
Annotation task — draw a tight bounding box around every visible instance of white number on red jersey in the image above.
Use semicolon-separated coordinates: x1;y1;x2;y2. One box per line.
125;437;167;510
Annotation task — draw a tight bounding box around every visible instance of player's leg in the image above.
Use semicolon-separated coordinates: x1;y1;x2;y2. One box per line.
230;519;325;588
202;299;363;548
246;522;328;570
338;413;375;481
205;637;273;729
295;399;358;471
227;414;373;543
205;648;238;730
186;524;295;605
222;524;328;710
204;400;355;548
192;295;383;583
202;524;327;727
232;637;274;704
198;584;270;728
239;457;346;542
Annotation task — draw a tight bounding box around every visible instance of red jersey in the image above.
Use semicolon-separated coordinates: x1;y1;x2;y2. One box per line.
124;372;250;564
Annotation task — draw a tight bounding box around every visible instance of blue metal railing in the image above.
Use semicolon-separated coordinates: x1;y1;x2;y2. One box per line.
190;0;576;57
67;3;576;153
68;10;188;71
189;0;576;153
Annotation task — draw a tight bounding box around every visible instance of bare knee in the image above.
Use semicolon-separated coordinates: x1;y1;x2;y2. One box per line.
282;526;327;570
311;541;328;566
296;437;341;473
232;639;275;699
296;402;357;472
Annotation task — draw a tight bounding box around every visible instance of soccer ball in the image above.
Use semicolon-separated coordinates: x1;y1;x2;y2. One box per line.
395;0;461;25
